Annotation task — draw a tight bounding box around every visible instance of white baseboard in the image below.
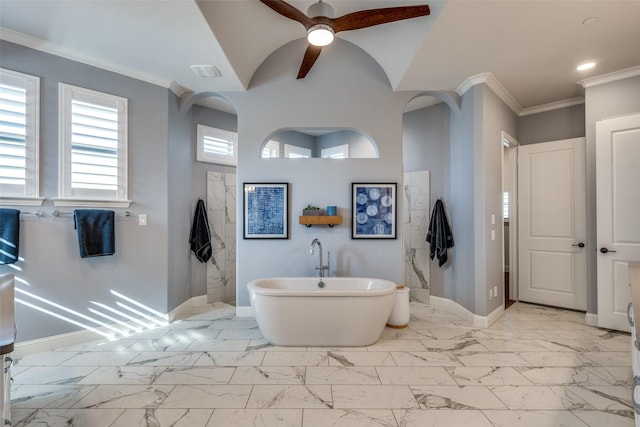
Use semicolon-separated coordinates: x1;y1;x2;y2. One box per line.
236;306;254;317
585;312;598;327
13;296;506;358
168;295;208;322
429;296;505;328
479;304;506;328
13;295;213;358
13;328;108;359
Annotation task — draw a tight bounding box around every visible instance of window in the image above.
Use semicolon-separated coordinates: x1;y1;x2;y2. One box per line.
321;144;349;159
503;191;509;220
262;140;279;158
284;144;311;158
0;68;41;204
58;84;129;206
197;124;237;166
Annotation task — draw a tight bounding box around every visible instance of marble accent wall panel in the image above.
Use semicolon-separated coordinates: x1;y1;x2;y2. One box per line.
403;170;430;303
207;171;237;304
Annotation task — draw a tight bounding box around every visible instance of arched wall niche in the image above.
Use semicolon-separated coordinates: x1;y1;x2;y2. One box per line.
260;127;379;159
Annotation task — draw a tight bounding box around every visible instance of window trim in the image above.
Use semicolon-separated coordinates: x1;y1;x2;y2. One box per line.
262;140;280;158
321;144;349;159
284;144;311;159
196;124;237;166
0;68;43;206
56;83;130;208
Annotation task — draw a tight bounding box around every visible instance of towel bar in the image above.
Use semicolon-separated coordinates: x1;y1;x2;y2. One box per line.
51;210;131;218
20;210;44;217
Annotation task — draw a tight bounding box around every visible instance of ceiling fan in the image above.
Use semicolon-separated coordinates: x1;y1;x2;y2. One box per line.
259;0;431;79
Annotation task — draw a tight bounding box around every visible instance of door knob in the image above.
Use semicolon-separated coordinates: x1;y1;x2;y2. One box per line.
572;242;585;248
600;247;617;254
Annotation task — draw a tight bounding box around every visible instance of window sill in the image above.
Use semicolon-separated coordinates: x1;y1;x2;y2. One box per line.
0;196;46;206
52;198;132;208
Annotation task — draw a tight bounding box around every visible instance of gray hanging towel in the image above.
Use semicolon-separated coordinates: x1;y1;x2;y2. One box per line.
0;208;20;264
190;199;212;263
426;199;454;267
74;209;115;258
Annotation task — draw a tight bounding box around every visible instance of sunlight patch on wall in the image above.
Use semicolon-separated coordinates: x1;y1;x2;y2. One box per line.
13;278;168;341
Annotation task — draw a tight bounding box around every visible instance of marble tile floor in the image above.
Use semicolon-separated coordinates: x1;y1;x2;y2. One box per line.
9;301;635;426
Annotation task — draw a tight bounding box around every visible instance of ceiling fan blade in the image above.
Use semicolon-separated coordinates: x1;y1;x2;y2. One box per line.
297;44;323;79
332;5;430;33
260;0;313;29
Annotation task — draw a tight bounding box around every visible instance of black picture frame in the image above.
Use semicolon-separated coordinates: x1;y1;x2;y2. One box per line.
351;182;397;239
243;182;289;239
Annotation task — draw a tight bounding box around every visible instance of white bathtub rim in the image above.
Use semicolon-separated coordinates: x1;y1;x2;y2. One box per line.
247;276;397;297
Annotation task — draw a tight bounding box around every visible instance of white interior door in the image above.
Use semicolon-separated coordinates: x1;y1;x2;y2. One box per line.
518;138;587;310
596;113;640;331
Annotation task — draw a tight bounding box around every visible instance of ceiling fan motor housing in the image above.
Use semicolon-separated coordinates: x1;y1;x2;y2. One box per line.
307;0;334;18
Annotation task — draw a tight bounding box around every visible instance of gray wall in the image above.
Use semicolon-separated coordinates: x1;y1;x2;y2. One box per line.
583;75;640;314
518;104;585;145
0;41;172;342
447;86;478;312
224;39;410;309
316;130;378;158
402;102;451;297
479;86;518;315
167;93;193;310
443;84;518;316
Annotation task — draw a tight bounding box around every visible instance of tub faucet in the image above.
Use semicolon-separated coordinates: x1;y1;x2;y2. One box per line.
310;238;329;279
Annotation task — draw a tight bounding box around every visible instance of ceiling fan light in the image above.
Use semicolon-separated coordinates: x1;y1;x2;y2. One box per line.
307;24;334;46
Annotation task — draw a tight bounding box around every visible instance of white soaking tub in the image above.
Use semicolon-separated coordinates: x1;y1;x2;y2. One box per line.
247;277;396;346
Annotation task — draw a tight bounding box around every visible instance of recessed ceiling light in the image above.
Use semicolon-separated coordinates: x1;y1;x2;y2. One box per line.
577;62;596;71
190;65;221;78
582;16;598;25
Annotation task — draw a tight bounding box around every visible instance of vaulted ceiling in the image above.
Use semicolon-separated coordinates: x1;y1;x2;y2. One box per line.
2;0;639;113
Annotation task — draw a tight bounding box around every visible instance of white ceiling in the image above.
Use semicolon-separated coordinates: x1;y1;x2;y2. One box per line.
2;0;639;114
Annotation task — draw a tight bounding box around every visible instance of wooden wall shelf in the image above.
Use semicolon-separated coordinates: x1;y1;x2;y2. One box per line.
299;215;342;227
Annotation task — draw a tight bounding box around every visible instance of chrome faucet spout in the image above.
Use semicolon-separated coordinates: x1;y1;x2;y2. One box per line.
310;238;321;255
309;238;328;279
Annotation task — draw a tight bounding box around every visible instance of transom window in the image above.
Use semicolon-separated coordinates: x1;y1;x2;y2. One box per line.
197;124;237;166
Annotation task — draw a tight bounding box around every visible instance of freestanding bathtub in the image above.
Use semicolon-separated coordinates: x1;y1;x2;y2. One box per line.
247;277;396;346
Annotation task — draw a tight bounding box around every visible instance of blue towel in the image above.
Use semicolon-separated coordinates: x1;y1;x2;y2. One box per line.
74;209;115;258
0;208;20;264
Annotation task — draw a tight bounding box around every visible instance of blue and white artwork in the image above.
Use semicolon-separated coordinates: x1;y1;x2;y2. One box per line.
352;183;397;239
244;183;288;239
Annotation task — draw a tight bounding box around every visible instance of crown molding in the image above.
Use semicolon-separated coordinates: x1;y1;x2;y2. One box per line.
456;72;522;115
169;81;188;98
520;97;585;116
578;65;640;89
1;27;172;90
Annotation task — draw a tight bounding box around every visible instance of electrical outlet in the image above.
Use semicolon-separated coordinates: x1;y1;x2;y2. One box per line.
138;214;147;226
494;285;498;297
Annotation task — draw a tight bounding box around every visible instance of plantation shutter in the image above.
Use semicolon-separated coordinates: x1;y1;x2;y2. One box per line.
0;69;39;200
0;81;27;189
196;124;237;165
71;100;119;191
